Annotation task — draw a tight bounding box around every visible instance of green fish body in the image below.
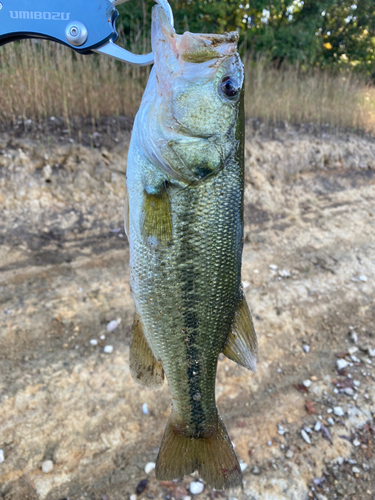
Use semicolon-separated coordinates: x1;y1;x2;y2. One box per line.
126;3;257;489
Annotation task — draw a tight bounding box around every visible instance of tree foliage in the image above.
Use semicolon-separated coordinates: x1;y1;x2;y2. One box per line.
116;0;375;75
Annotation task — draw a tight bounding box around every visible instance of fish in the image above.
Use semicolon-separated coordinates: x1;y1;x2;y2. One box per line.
125;1;257;490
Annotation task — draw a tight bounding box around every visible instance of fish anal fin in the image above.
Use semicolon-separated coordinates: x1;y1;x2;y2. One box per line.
156;410;242;489
222;295;258;372
129;314;164;389
142;183;172;247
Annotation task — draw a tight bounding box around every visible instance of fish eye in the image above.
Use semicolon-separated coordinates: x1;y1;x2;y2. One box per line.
219;76;241;99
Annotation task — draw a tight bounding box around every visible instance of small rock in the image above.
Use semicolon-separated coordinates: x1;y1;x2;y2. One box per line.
336;457;344;465
0;450;4;463
350;331;358;343
190;481;204;495
142;403;149;415
278;425;286;435
363;358;372;365
251;466;261;475
351;355;361;363
130;495;137;500
183;497;192;500
368;348;375;357
269;264;278;271
136;478;148;494
327;417;335;426
301;429;311;444
90;339;98;346
344;388;355;396
42;164;52;181
302;345;310;353
103;345;113;354
242;281;250;289
285;449;294;459
240;461;248;472
353;439;361;447
316;495;328;500
144;462;156;474
303;379;312;388
348;346;359;355
278;269;290;278
314;421;322;432
333;407;344;417
337;359;349;371
107;319;121;332
100;335;106;340
358;275;368;282
353;380;361;387
42;460;53;473
352;466;361;474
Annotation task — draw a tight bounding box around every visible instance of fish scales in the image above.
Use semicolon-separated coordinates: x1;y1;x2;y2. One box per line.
126;1;256;489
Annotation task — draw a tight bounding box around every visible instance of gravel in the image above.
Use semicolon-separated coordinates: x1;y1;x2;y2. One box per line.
189;481;204;495
337;359;349;371
144;462;155;474
333;407;345;417
103;345;114;354
42;460;54;473
301;429;312;444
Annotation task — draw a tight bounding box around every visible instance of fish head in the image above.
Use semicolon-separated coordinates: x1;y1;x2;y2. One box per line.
142;6;244;183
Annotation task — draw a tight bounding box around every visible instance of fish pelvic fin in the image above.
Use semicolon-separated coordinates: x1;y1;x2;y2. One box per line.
155;410;242;490
129;314;164;389
142;182;172;247
222;294;258;372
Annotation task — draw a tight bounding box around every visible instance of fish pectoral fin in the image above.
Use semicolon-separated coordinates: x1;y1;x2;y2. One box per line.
222;295;258;372
129;313;164;389
142;182;172;247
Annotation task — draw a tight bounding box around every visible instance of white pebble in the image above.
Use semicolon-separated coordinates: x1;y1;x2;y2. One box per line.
351;355;360;363
353;439;361;447
327;408;333;413
100;335;106;340
368;348;375;357
240;461;248;472
344;388;355;396
190;481;204;495
336;457;344;465
142;403;149;415
301;429;311;444
348;346;358;355
144;462;156;474
103;345;113;354
363;358;372;365
333;388;339;394
333;407;344;417
303;345;310;353
130;495;137;500
42;460;53;473
350;331;358;343
107;319;121;332
242;281;250;289
359;275;368;282
314;421;322;432
0;450;4;463
269;264;278;270
327;418;335;426
253;269;259;274
303;379;312;388
353;380;361;387
90;339;98;346
352;466;361;474
184;497;192;500
337;359;349;371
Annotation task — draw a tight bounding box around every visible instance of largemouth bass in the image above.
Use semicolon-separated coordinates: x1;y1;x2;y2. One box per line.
125;2;257;489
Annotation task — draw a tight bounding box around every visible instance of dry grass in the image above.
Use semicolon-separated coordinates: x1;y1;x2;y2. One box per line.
0;40;374;135
244;60;375;134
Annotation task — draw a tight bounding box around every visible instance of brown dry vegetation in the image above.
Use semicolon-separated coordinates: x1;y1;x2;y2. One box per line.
1;41;375;134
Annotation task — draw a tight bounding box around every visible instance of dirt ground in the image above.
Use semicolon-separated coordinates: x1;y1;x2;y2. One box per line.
0;121;375;500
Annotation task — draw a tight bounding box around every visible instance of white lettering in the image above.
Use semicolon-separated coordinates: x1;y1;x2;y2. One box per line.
9;11;70;21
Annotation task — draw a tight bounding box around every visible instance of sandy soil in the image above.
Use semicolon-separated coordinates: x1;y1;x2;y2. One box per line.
0;122;375;500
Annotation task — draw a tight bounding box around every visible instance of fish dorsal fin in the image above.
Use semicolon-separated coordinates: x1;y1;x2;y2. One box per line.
222;295;258;372
142;183;172;247
129;314;164;388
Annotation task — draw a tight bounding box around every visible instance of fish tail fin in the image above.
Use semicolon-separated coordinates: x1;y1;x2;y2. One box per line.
155;410;242;490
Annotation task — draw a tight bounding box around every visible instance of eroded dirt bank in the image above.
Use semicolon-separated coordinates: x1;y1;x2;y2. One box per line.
0;125;375;500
